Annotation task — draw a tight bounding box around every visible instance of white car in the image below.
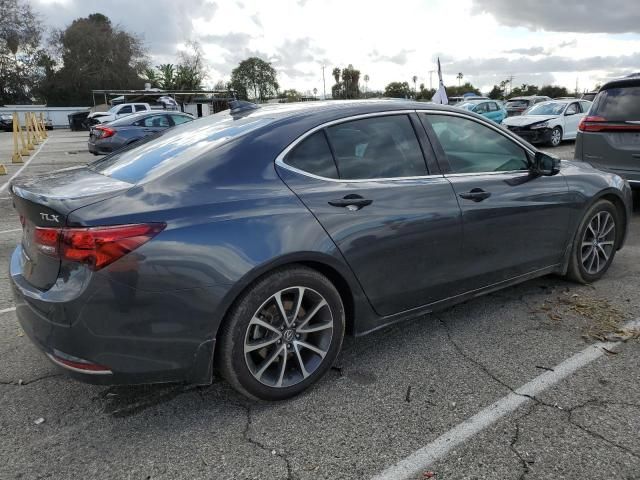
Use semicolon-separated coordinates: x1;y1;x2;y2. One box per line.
502;100;592;147
87;103;151;125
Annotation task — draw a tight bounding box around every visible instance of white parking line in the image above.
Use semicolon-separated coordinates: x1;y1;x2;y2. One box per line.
372;318;640;480
0;138;48;194
0;228;21;235
0;307;16;315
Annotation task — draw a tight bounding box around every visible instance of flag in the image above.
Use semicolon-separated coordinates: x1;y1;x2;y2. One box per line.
431;57;448;105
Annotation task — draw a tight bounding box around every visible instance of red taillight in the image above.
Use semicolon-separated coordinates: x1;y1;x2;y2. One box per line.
33;223;165;270
96;125;115;138
579;115;640;132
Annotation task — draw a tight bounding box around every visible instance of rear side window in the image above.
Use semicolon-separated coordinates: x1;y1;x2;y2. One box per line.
325;115;426;179
135;105;147;112
136;115;170;127
591;87;640;121
171;114;192;125
284;131;338;179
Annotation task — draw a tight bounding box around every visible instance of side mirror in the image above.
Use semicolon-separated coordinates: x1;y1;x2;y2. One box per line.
532;151;561;176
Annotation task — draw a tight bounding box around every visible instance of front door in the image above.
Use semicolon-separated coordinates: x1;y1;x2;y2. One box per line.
419;112;574;290
277;113;463;316
563;102;583;139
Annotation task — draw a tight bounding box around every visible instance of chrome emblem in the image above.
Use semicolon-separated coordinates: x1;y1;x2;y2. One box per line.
40;213;60;223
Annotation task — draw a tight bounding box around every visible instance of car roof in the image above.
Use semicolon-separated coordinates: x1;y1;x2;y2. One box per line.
458;99;493;104
108;110;191;126
601;75;640;90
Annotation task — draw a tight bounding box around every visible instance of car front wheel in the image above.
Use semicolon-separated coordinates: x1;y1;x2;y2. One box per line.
566;200;619;283
548;126;562;147
217;266;345;401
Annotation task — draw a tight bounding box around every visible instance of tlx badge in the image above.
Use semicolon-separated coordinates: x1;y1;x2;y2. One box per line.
40;213;60;223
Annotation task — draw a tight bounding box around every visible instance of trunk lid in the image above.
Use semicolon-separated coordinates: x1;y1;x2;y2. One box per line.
11;167;132;290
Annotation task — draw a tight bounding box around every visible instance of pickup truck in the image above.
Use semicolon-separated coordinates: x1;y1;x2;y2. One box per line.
86;103;151;125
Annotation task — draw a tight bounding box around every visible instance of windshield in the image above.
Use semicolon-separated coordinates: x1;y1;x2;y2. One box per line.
456;102;476;111
89;111;275;184
525;102;566;116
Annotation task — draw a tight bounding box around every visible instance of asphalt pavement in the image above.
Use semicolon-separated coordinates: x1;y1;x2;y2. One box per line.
0;131;638;480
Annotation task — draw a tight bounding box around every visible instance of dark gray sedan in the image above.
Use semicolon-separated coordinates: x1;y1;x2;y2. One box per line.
88;111;194;154
9;100;633;401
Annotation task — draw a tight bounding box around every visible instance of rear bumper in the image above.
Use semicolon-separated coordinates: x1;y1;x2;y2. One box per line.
87;140;112;155
10;245;219;386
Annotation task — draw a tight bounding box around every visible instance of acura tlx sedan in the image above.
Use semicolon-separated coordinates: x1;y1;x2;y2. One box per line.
9;100;632;401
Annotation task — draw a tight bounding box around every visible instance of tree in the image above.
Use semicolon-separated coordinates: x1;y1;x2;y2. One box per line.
363;74;369;97
331;64;360;99
538;84;570;98
445;82;480;97
278;88;302;102
488;85;502;99
230;57;279;102
416;83;435;101
0;0;46;104
508;83;539;98
40;13;147;105
175;40;206;89
457;72;463;86
412;75;418;97
384;81;412;98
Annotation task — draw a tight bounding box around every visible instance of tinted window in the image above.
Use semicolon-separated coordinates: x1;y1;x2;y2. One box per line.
171;114;192;125
138;115;170;127
423;114;529;174
135;105;147;112
488;102;498;112
475;103;488;113
284;131;338;179
326;115;426;179
119;105;132;114
591;87;640;121
580;101;592;113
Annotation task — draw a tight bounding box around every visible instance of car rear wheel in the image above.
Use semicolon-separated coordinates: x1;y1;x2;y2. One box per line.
549;126;562;147
566;200;619;283
217;266;345;401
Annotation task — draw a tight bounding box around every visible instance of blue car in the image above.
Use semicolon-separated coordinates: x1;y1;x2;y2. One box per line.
9;100;632;400
456;99;507;123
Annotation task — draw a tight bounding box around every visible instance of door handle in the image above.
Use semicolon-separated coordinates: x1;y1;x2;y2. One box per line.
328;194;373;209
459;188;491;202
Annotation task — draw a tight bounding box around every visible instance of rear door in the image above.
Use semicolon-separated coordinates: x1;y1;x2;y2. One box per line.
578;85;640;182
137;114;172;134
419;112;573;289
276;112;464;316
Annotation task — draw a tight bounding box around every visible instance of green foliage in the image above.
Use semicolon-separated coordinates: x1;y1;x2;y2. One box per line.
38;13;147;105
0;0;46;104
278;88;302;102
331;64;360;99
230;57;279;102
416;83;435;100
487;85;502;99
384;81;412;98
538;84;570;98
508;83;539;97
444;82;481;97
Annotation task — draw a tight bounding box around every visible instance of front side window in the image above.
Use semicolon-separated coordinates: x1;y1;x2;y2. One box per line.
475;103;488;113
325;115;426;179
284;131;338;179
488;102;498;112
119;105;133;114
566;103;579;115
422;114;529;174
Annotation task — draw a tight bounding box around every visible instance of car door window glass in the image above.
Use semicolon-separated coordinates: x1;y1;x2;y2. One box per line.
284;131;338;179
423;114;529;174
119;106;132;114
580;101;592;113
171;115;192;125
326;115;426;179
566;103;579;115
475;103;488;113
488;102;498;112
137;115;170;128
135;105;147;112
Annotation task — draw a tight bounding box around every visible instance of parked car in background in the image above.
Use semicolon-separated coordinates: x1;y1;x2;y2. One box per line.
88;111;194;155
448;96;489;105
502;99;592;146
505;96;552;117
87;103;151;126
581;91;599;102
9;100;632;401
0;113;12;132
455;99;507;123
575;76;640;188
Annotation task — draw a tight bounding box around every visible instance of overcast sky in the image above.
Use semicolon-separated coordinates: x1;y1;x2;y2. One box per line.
32;0;640;95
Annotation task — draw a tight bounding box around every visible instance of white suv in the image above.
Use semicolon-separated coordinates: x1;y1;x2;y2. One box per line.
87;103;151;124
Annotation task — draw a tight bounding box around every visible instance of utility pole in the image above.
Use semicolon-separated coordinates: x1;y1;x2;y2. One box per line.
429;70;435;90
322;65;326;100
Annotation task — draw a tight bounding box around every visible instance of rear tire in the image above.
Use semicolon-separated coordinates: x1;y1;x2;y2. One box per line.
217;266;345;401
548;126;562;147
566;200;619;283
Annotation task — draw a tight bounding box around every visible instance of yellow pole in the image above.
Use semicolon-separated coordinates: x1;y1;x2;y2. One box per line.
30;113;40;146
18;112;30;156
39;112;48;138
12;112;23;164
32;113;44;142
24;112;35;150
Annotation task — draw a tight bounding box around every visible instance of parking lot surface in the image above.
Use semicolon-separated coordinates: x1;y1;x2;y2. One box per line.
0;131;638;480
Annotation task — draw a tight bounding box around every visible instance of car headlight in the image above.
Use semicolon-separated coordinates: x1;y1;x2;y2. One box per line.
530;121;549;129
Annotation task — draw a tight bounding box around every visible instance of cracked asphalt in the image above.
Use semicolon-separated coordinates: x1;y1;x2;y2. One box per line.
0;131;639;480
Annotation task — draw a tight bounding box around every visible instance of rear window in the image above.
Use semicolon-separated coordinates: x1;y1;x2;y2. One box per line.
591;87;640;121
505;100;529;108
89;113;274;183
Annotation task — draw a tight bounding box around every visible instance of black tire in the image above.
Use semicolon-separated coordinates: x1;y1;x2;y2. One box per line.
566;200;619;283
217;266;345;401
548;126;562;147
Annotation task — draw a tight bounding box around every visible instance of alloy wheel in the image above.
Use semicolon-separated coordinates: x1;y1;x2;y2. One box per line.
550;128;562;146
581;211;616;275
244;287;333;388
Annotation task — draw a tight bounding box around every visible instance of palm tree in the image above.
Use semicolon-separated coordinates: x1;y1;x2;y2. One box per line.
363;74;370;97
412;75;418;98
457;72;463;86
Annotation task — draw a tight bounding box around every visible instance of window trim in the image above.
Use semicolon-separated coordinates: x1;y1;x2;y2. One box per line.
276;109;537;182
418;110;536;177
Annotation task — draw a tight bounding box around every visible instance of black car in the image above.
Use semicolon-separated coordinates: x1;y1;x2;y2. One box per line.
88;111;194;154
9;100;632;401
0;113;13;132
575;76;640;188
